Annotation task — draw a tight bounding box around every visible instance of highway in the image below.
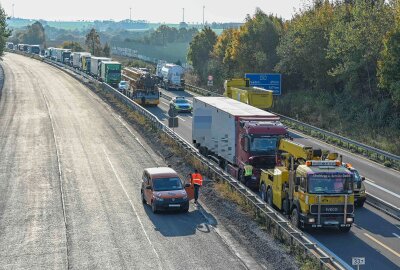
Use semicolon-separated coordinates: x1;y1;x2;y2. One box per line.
149;89;400;269
0;53;262;269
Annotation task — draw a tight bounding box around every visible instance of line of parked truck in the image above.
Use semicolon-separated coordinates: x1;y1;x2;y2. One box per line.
6;42;186;97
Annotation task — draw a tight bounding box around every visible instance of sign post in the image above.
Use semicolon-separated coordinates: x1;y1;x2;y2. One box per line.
352;257;365;270
245;73;282;95
168;108;179;133
207;75;213;88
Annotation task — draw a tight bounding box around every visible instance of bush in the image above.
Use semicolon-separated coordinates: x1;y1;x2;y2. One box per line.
383;160;393;168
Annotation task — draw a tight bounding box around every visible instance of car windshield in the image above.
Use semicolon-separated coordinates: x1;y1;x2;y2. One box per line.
153;177;183;191
120;81;126;85
250;137;277;153
175;99;188;104
308;174;353;194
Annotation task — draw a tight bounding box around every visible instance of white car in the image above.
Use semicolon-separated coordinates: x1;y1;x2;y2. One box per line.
118;80;128;92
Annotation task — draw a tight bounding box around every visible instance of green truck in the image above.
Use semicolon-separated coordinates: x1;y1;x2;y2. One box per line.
99;61;122;86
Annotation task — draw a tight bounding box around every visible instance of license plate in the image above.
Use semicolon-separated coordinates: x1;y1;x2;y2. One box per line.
169;204;180;207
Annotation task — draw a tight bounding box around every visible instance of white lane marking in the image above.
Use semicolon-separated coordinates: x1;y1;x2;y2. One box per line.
364;233;400;258
161;101;169;106
102;148;163;269
177;116;185;122
366;178;375;183
40;89;70;269
364;180;400;199
111;115;162;166
188;116;192;119
393;233;400;239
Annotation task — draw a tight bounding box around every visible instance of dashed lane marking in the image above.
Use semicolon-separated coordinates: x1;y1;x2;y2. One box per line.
102;147;163;270
364;233;400;258
393;233;400;239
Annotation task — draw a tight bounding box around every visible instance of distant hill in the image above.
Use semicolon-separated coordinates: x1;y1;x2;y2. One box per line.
7;18;242;33
6;18;150;31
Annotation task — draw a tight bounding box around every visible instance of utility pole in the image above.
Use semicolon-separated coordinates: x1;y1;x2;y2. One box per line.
129;7;132;21
202;5;205;26
12;3;15;18
182;8;185;22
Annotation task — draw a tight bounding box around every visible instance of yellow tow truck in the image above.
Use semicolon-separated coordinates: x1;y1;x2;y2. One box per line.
223;78;273;109
259;139;355;232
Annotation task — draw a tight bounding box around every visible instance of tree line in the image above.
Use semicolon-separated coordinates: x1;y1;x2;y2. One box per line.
187;0;400;154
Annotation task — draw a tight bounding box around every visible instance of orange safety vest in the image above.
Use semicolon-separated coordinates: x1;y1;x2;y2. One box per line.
191;173;203;186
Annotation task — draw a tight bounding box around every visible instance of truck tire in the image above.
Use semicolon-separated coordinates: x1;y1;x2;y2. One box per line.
339;226;351;233
291;208;300;229
260;184;267;202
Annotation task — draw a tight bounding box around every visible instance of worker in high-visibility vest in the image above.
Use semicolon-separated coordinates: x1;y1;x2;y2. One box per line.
244;164;253;177
191;169;203;204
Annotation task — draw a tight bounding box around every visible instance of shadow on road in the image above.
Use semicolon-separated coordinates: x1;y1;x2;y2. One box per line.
143;202;217;237
354;206;400;238
146;106;168;121
160;88;194;98
310;224;399;269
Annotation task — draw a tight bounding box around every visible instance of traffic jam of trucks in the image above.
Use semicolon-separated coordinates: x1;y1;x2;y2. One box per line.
10;43;368;231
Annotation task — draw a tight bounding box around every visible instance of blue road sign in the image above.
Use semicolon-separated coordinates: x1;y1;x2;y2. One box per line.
245;73;282;95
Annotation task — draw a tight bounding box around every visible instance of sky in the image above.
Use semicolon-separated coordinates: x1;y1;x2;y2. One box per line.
0;0;307;23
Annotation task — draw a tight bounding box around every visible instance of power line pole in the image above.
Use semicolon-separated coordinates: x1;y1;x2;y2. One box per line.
12;3;15;18
182;8;185;22
202;5;205;26
130;7;132;21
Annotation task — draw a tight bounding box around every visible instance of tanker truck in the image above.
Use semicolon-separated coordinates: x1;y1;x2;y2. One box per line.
192;96;288;188
160;64;184;91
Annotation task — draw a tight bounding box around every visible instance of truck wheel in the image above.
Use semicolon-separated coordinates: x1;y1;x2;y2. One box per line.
219;159;226;170
267;188;273;207
339;226;351;233
291;208;300;229
260;184;267;202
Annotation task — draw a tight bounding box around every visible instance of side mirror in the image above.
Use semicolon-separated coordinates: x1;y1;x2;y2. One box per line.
145;185;152;190
185;183;191;188
361;176;365;181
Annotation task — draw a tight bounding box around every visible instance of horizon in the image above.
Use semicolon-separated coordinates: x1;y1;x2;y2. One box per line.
0;0;305;23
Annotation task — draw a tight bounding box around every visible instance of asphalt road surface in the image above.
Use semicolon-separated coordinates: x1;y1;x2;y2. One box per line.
152;89;400;270
0;53;256;269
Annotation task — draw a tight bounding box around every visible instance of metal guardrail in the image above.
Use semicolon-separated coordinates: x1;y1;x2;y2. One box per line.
184;83;400;170
366;193;400;221
17;52;349;269
184;83;222;97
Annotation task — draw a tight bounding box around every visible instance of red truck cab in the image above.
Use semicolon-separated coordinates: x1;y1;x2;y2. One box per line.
229;120;288;188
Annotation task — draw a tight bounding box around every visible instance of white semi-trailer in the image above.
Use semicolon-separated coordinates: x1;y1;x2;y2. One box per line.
192;96;287;188
90;57;111;77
